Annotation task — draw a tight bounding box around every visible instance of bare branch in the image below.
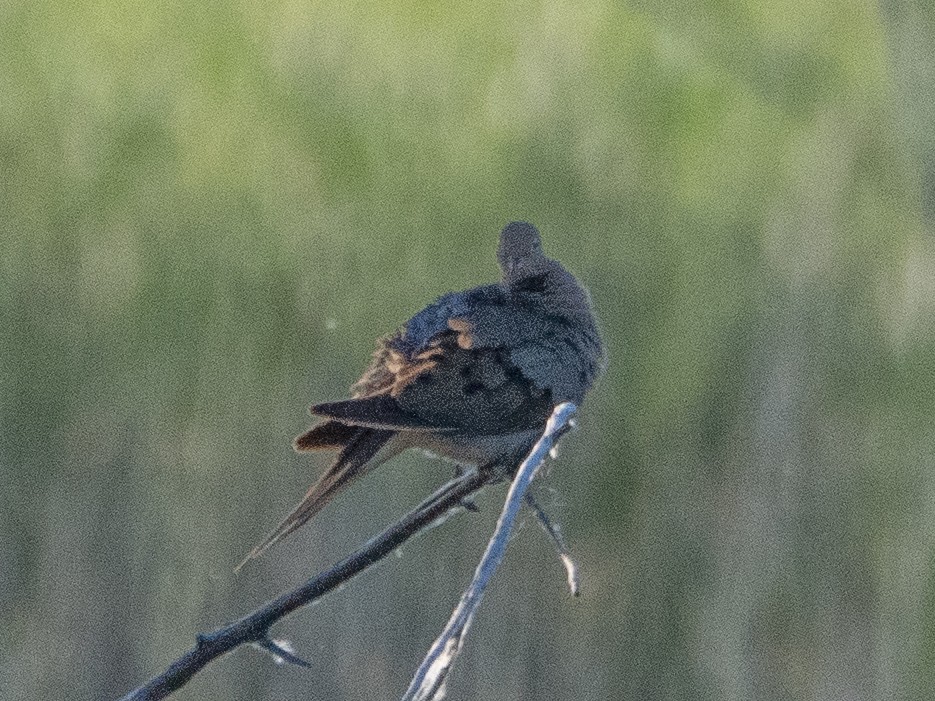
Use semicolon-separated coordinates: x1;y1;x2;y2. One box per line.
524;490;580;597
401;402;578;701
117;403;581;701
116;470;493;701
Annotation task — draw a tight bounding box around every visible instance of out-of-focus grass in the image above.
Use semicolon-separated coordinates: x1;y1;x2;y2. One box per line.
2;1;935;700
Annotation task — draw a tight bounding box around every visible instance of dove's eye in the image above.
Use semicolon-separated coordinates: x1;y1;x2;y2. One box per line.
514;273;549;294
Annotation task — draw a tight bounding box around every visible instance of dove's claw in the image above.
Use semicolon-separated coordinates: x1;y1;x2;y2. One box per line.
460;498;480;513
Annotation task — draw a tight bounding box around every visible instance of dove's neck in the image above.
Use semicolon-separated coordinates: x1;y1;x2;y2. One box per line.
503;258;597;326
499;251;550;289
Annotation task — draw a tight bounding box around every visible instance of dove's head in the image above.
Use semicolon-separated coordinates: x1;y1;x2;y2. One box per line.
497;221;545;283
498;221;596;324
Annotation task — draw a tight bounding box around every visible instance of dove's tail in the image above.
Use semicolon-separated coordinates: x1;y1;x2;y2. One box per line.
236;425;396;571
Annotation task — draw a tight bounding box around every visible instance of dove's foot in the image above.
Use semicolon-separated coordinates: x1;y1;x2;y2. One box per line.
460;498;480;513
451;464;481;512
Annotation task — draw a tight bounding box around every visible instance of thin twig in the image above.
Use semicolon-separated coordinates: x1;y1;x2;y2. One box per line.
524;491;580;597
401;402;578;701
254;638;312;668
116;470;493;701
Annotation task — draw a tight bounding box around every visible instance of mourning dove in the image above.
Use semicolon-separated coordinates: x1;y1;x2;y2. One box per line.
238;222;605;567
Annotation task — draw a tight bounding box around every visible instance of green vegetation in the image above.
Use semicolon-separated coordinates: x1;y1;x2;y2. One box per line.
2;1;934;699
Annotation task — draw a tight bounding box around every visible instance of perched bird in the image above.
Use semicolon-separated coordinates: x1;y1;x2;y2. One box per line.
238;222;605;567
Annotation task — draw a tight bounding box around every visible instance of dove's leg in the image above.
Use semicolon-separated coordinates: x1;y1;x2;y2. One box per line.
451;464;480;512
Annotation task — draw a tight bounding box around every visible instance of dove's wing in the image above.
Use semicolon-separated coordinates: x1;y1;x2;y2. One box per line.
390;285;505;356
247;314;553;567
311;322;553;436
446;305;564;349
508;324;605;403
445;297;604;403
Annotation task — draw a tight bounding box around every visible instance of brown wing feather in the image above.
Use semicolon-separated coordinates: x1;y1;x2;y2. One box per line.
391;332;553;434
307;331;552;435
350;334;409;398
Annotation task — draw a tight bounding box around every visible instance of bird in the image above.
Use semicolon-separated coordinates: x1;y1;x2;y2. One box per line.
237;221;605;568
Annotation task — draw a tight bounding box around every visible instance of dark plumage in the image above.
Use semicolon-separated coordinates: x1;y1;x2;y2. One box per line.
238;221;605;568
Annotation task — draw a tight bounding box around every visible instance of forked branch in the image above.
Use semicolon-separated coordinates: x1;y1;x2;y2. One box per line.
117;470;492;701
402;402;577;700
117;403;579;701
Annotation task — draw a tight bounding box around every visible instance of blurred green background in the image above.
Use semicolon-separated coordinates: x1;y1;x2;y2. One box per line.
3;0;935;699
